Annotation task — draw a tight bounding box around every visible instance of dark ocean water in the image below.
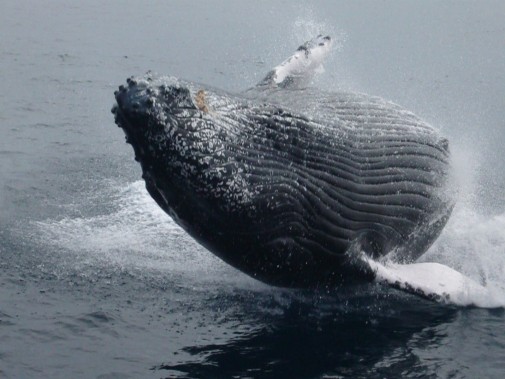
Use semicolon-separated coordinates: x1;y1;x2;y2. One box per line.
1;1;505;378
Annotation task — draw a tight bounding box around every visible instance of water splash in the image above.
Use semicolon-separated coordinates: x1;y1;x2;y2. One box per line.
34;181;248;285
422;207;505;299
294;20;344;51
415;139;505;306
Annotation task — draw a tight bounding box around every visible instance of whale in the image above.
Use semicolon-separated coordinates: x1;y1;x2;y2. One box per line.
112;36;496;305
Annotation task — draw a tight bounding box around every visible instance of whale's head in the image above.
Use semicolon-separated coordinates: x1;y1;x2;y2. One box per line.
112;74;267;263
114;75;199;170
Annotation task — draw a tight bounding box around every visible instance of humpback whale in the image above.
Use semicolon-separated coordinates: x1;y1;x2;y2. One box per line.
112;36;495;305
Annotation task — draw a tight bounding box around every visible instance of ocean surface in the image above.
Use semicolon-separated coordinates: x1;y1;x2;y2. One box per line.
1;1;505;378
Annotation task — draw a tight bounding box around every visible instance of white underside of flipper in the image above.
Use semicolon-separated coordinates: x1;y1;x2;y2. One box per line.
364;257;505;308
257;35;333;89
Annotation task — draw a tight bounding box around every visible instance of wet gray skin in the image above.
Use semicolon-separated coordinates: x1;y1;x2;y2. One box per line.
112;72;454;288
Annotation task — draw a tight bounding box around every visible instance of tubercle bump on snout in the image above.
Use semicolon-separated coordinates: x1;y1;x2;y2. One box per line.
126;76;137;87
113;74;198;121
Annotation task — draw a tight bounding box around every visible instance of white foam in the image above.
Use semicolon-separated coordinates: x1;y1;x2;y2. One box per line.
291;11;344;51
417;207;505;305
34;181;241;283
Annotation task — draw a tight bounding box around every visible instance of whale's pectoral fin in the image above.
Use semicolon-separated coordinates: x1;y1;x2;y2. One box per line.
256;35;333;89
360;256;503;308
